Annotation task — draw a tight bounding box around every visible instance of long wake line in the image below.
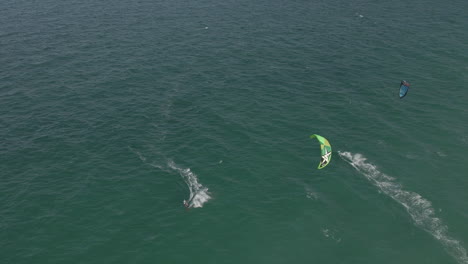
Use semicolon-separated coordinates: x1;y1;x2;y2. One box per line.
339;151;468;264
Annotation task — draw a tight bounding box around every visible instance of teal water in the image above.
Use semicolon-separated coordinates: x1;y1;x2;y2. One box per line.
1;0;468;263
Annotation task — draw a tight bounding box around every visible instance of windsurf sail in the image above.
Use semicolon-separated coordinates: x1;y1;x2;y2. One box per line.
310;134;332;169
399;80;410;99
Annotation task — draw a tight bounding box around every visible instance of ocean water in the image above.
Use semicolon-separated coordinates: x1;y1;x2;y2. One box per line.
1;0;467;263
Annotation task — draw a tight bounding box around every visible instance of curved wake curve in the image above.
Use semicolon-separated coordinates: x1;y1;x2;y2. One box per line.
168;161;211;208
339;151;468;264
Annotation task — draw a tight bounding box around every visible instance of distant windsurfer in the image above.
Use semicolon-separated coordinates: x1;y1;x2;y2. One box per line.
399;80;410;99
183;200;190;209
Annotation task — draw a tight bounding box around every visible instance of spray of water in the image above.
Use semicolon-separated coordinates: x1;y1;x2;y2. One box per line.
339;151;468;264
168;160;211;208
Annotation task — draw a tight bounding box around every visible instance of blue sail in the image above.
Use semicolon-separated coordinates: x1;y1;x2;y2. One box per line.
399;80;410;99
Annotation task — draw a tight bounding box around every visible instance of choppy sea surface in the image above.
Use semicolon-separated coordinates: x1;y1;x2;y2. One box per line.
1;0;467;263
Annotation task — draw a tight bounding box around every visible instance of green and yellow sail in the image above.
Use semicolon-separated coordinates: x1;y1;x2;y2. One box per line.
310;134;332;169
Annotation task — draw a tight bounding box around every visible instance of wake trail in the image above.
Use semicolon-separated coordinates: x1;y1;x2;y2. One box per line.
128;147;211;208
339;151;468;264
168;160;211;208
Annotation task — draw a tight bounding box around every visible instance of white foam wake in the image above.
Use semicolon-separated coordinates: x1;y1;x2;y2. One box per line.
339;151;468;264
168;161;211;208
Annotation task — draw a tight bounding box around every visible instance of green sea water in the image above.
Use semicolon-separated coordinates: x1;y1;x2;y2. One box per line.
1;0;468;263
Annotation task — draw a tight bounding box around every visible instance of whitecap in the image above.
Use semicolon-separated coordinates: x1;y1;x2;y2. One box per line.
322;228;341;243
